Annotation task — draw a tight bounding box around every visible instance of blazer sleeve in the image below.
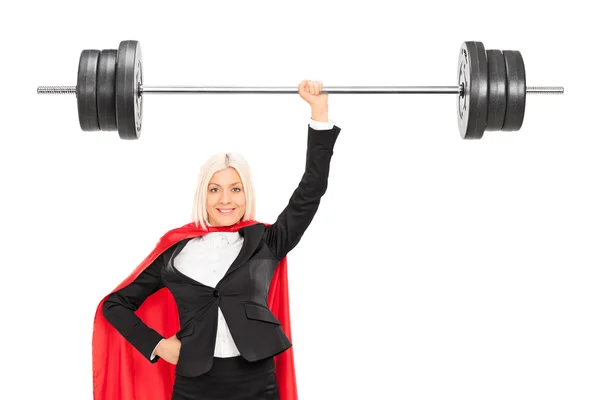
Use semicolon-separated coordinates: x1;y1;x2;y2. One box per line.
102;245;175;363
263;124;341;260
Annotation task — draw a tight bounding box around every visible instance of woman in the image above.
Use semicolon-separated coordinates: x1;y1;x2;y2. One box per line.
95;80;341;400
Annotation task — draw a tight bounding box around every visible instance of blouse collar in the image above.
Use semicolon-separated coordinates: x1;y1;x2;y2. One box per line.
204;221;242;244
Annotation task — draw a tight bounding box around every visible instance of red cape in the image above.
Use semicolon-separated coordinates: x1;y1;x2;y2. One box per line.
92;219;297;400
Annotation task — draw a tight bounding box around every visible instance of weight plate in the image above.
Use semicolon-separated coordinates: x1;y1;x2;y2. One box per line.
457;41;488;139
485;49;507;131
97;49;118;131
77;50;100;131
115;40;143;140
502;50;526;131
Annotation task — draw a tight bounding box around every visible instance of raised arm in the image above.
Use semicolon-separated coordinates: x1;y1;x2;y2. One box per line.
263;123;341;260
102;245;175;363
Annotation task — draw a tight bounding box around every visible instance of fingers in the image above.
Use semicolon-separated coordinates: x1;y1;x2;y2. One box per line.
298;80;323;95
299;80;306;92
299;80;310;95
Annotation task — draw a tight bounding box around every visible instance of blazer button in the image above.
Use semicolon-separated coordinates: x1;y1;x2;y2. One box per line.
213;289;220;298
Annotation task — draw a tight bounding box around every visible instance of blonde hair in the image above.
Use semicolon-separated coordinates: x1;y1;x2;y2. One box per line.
191;152;256;230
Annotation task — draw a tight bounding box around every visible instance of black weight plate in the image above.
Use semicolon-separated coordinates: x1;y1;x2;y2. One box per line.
457;41;488;139
485;49;507;131
77;50;100;131
502;50;526;131
116;40;143;140
97;49;118;131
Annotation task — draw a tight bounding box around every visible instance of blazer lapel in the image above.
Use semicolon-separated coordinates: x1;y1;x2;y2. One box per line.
218;224;265;284
165;223;265;287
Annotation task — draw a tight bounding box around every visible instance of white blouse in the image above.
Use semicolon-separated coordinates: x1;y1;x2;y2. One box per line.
150;117;334;360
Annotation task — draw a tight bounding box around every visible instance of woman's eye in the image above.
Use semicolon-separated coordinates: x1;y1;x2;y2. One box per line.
210;187;240;192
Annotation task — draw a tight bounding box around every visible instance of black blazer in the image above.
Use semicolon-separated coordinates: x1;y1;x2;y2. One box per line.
102;124;341;377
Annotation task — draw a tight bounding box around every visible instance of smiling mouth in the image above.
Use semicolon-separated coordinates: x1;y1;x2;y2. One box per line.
217;208;235;215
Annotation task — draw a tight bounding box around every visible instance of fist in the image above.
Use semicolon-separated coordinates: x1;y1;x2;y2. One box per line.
156;335;181;365
298;80;328;109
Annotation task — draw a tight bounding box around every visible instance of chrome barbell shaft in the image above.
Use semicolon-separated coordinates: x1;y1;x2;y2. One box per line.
141;85;464;94
36;85;565;95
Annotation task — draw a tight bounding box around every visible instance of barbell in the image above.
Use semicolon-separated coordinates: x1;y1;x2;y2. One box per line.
37;40;563;140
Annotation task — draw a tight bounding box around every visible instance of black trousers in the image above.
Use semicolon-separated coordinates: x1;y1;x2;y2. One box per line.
171;356;280;400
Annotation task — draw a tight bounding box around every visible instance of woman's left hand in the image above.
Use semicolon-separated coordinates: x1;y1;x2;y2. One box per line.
298;80;328;111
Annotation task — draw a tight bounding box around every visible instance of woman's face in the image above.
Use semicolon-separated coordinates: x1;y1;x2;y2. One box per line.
206;167;247;227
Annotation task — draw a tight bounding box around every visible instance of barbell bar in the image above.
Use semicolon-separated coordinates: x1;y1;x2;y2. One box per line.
37;40;563;140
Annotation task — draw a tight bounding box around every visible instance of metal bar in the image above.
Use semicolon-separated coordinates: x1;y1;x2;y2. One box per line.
37;86;77;95
140;85;463;94
525;86;565;94
36;85;565;95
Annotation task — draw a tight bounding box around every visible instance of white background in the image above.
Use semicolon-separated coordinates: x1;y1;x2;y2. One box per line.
1;1;598;399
